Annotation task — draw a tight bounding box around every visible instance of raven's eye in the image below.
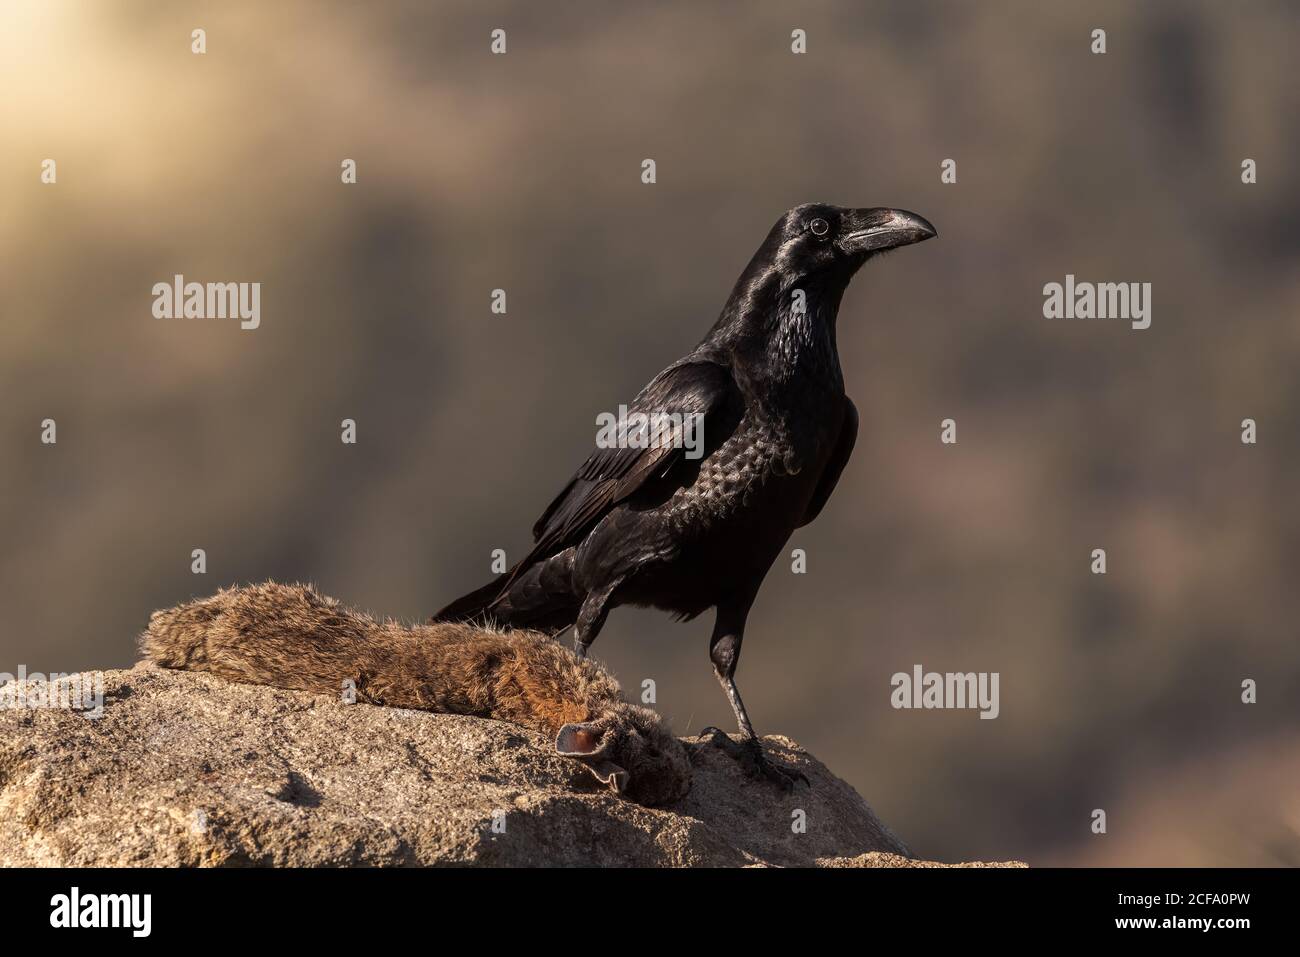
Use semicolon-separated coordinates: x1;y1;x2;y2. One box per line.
809;218;830;237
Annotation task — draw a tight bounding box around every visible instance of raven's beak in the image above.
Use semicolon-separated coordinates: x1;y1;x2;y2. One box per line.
839;208;937;255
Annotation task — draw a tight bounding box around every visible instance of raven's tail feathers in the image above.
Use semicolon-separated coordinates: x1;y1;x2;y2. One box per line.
430;575;513;625
431;550;582;636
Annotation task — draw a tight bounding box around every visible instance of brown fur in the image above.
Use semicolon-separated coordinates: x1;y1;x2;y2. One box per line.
140;582;691;805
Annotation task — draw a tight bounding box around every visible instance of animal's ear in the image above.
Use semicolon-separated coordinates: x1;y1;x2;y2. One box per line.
555;722;606;757
556;722;629;794
583;759;630;794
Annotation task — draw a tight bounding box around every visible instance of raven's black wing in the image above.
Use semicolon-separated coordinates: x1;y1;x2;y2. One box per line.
527;359;739;560
433;359;740;623
798;395;858;527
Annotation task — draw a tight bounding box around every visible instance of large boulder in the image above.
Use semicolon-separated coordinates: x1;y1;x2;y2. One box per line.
0;666;1020;867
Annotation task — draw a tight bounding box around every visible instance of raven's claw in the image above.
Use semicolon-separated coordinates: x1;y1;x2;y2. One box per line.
697;727;809;792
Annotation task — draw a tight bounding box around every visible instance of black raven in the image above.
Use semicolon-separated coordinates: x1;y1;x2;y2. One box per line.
435;204;936;788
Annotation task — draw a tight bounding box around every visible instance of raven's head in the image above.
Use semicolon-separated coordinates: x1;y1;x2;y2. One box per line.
764;203;937;283
708;202;937;358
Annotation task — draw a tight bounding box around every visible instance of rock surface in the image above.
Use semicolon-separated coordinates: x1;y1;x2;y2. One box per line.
0;667;1021;867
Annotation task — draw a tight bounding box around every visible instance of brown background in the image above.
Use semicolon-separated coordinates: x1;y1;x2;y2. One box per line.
2;0;1297;865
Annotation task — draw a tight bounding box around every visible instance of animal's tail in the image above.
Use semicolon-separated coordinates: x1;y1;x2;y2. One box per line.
139;581;550;714
139;580;601;719
140;581;376;694
431;548;582;635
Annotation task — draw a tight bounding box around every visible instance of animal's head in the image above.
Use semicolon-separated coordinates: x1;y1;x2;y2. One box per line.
555;703;692;806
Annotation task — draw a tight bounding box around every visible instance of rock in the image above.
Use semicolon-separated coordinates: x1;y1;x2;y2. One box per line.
0;667;1021;867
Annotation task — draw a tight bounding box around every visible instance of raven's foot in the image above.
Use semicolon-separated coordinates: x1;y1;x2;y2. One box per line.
697;727;809;792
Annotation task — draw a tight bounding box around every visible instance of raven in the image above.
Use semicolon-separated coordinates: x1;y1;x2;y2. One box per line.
435;204;936;788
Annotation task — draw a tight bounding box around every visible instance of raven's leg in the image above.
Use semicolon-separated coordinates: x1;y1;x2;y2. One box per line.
572;577;621;659
701;600;808;791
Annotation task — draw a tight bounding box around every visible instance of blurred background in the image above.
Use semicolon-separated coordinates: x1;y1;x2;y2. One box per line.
2;0;1297;866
